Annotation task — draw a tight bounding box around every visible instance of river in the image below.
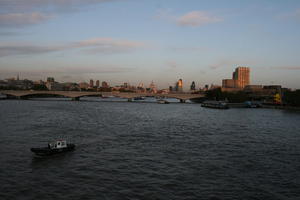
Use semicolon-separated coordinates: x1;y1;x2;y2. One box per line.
0;98;299;200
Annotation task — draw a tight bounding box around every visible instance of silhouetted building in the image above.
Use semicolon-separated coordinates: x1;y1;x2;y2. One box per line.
102;81;109;88
89;79;94;88
96;80;100;88
190;81;196;91
149;81;157;93
79;82;89;89
175;79;183;92
47;77;55;83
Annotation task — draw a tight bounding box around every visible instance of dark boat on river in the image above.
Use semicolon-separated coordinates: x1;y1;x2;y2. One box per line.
201;101;229;109
31;140;75;156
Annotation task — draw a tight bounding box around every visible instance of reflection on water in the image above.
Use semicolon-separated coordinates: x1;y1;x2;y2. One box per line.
0;98;300;200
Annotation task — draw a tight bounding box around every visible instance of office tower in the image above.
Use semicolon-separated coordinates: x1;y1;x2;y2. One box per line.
89;79;94;88
96;80;100;88
233;67;250;88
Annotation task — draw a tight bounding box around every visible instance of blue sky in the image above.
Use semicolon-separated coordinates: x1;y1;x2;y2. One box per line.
0;0;300;89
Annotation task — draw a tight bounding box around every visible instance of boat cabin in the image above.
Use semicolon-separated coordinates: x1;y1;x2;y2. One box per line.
48;140;67;149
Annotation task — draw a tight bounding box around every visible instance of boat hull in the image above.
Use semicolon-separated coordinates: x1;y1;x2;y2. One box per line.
31;144;75;156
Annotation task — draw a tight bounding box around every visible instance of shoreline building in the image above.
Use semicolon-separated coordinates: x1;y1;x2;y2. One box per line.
174;79;183;92
222;67;250;89
89;79;94;88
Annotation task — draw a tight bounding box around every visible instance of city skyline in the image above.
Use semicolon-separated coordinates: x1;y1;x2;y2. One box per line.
1;0;300;89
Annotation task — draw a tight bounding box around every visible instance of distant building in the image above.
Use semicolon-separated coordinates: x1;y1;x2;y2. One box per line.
190;81;196;91
149;81;157;93
174;79;183;92
101;81;109;88
233;67;250;88
46;82;63;91
47;77;55;83
123;82;129;88
222;66;250;89
89;79;94;88
222;79;236;88
96;80;100;88
79;82;89;89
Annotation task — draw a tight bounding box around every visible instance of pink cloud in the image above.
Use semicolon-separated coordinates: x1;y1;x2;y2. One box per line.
176;11;223;27
0;12;52;27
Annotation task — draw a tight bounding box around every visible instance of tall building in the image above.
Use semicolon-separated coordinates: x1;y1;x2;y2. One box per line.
222;66;250;89
47;77;55;83
96;80;100;88
233;67;250;88
175;79;183;92
149;81;157;93
190;81;196;91
89;79;94;88
101;81;109;88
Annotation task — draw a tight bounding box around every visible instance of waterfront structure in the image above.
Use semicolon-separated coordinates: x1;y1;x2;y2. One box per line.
47;77;55;83
102;81;109;88
190;81;196;91
222;66;250;89
174;79;183;92
79;82;89;89
89;79;94;88
233;67;250;88
96;80;100;88
149;81;157;93
222;79;236;88
0;90;204;102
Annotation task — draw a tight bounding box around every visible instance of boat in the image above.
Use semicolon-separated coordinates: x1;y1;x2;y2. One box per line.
201;101;229;109
31;140;75;156
134;96;145;100
157;99;169;104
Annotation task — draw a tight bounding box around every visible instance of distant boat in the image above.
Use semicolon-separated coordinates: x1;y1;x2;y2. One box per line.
134;96;145;100
157;99;169;104
201;101;229;109
31;140;75;156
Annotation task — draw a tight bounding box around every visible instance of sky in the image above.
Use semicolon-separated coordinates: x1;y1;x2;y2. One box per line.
0;0;300;89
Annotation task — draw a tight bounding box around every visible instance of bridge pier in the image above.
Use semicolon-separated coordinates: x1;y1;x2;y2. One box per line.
180;99;186;103
71;97;80;101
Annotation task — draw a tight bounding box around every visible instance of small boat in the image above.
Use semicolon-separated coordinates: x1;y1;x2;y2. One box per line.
31;140;75;156
157;99;169;104
134;96;145;100
201;101;229;109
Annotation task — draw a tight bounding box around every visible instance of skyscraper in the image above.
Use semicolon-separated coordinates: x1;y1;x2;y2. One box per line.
190;81;196;91
233;67;250;88
89;79;94;88
222;67;250;89
177;79;183;92
96;80;100;88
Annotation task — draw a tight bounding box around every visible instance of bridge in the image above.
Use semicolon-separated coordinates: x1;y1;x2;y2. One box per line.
0;90;205;102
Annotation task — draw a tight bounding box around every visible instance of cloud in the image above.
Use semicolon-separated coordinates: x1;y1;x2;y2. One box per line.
74;38;144;54
0;0;114;13
0;0;115;27
156;10;223;27
176;11;222;27
0;65;136;78
0;12;52;27
0;38;145;57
